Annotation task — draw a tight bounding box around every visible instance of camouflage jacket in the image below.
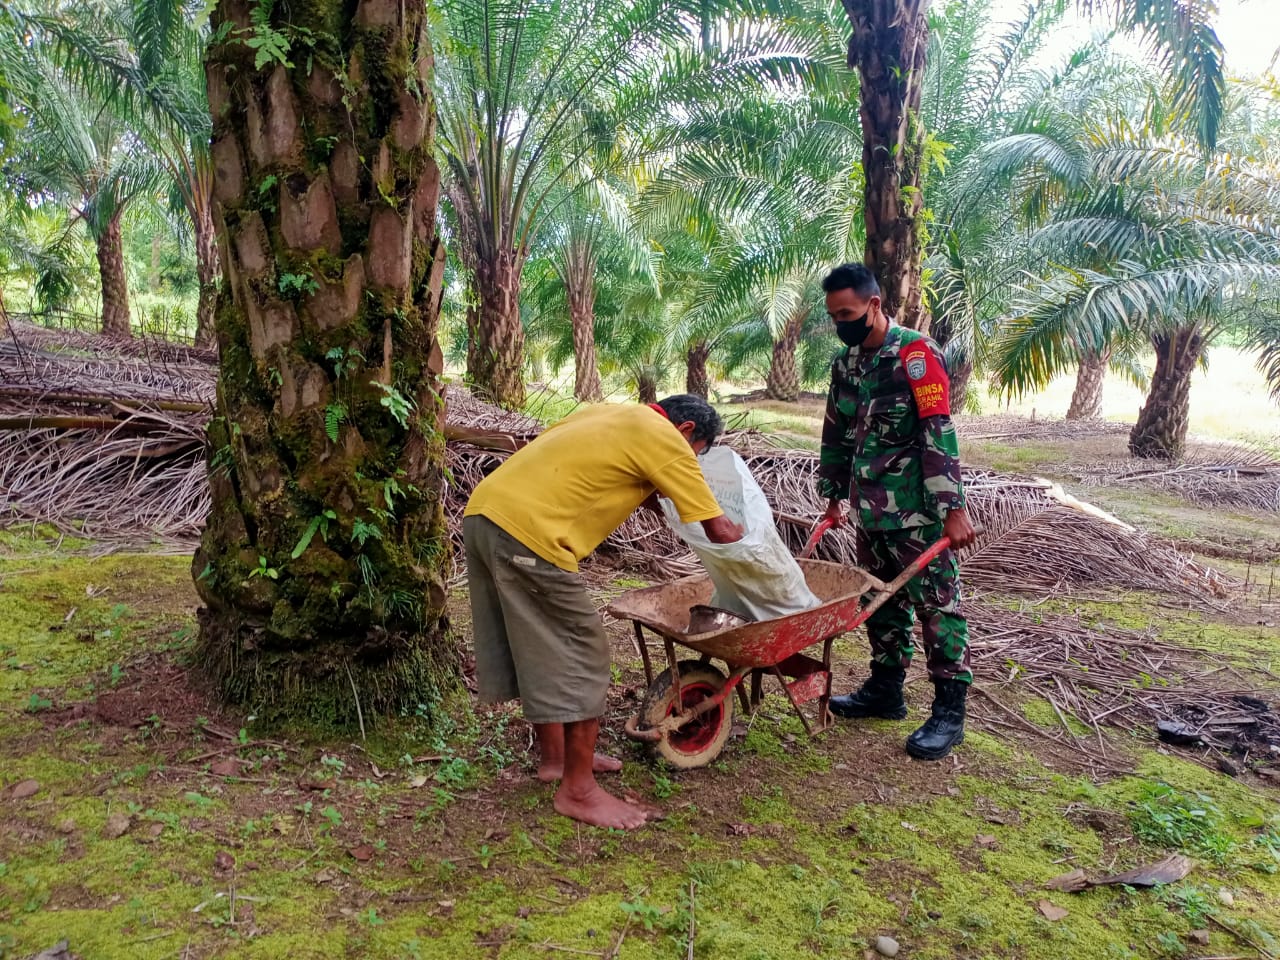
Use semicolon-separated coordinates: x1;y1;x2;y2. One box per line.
817;324;966;531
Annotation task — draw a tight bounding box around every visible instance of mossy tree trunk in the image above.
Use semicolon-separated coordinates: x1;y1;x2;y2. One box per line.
97;212;132;337
194;0;456;725
1066;348;1110;420
842;0;930;333
765;305;809;401
685;340;710;399
1129;327;1202;460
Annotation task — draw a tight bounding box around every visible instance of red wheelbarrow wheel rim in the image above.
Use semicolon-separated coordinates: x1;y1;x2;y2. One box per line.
664;681;724;754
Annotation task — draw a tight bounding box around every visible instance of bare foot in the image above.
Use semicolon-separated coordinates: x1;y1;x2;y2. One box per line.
554;783;653;829
537;752;623;783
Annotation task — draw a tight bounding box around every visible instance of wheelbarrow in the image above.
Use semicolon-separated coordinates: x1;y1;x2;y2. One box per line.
606;523;951;768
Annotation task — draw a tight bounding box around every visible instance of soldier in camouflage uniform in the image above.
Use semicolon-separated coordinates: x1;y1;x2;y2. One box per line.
816;263;978;760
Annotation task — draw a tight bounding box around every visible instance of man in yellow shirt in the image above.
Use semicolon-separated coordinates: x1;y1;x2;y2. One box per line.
464;395;742;829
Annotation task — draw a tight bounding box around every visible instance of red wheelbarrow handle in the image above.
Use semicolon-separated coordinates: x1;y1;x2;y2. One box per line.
800;518;835;559
859;536;952;618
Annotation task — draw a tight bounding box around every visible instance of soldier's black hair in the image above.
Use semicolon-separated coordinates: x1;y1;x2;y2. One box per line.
656;394;723;446
822;263;880;298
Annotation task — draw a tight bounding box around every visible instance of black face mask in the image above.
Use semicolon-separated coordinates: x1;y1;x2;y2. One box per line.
835;312;872;347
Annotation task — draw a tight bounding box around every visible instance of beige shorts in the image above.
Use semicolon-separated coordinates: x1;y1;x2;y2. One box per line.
463;515;609;724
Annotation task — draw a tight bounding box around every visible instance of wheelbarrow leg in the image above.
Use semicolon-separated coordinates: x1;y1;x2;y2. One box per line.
633;622;654;687
815;638;835;733
771;665;814;737
736;682;751;717
664;638;681;703
750;670;763;709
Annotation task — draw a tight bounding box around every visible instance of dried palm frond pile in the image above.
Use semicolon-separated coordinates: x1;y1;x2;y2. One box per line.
965;600;1280;776
1071;446;1280;513
1;324;1236;603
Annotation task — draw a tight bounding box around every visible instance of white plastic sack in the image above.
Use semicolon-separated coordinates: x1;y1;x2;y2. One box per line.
661;446;821;622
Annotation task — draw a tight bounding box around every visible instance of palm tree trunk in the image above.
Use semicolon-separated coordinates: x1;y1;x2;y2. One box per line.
685;340;711;399
1129;329;1202;460
96;212;132;338
637;372;658;405
765;306;809;401
842;0;931;332
193;203;219;350
564;242;602;402
196;0;456;724
469;247;527;408
1066;348;1110;420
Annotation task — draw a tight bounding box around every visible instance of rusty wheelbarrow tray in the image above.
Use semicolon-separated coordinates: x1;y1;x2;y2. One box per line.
606;537;950;768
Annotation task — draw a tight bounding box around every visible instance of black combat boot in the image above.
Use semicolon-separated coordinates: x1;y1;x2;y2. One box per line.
829;662;907;720
905;679;968;759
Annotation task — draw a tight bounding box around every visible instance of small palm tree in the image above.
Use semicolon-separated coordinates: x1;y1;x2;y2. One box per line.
993;128;1280;459
3;49;165;336
838;0;1227;334
22;0;217;345
433;0;827;407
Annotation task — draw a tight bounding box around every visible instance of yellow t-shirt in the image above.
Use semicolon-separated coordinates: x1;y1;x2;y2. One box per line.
464;404;723;572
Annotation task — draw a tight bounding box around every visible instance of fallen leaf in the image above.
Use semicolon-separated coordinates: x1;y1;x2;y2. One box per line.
145;823;164;840
985;814;1009;825
56;818;77;834
483;828;509;842
313;869;337;884
1096;854;1193;889
946;786;961;797
348;844;375;862
408;775;428;789
1188;930;1210;946
1037;900;1069;922
517;906;532;919
437;899;455;916
899;821;919;832
727;823;752;837
299;778;336;791
975;834;998;846
102;812;132;839
1045;869;1089;893
370;763;387;779
210;759;241;777
214;850;236;872
10;779;40;799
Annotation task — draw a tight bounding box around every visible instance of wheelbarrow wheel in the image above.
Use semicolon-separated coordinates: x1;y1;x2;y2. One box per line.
643;661;734;769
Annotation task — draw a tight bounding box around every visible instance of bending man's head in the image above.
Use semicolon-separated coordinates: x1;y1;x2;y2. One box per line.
656;394;723;454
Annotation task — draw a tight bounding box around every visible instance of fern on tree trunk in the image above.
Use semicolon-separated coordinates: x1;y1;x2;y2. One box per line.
194;0;456;726
842;0;930;332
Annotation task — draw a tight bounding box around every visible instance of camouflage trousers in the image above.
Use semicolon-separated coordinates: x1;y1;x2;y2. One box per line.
856;523;972;684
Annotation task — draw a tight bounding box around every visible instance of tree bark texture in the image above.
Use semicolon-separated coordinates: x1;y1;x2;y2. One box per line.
468;246;527;408
562;237;603;402
637;372;658;405
193;202;220;349
685;340;711;399
196;0;455;725
97;212;132;337
765;306;809;401
842;0;931;332
1129;328;1202;460
1066;348;1110;420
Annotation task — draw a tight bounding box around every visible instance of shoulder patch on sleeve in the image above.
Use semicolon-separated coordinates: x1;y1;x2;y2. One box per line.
902;343;950;417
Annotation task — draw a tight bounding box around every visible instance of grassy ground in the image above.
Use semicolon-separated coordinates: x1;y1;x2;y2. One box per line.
2;400;1279;958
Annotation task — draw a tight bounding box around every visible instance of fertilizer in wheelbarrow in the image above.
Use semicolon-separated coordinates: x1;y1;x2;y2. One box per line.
661;446;820;621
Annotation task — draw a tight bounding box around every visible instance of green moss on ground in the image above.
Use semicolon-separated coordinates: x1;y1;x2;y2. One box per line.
2;527;1280;959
